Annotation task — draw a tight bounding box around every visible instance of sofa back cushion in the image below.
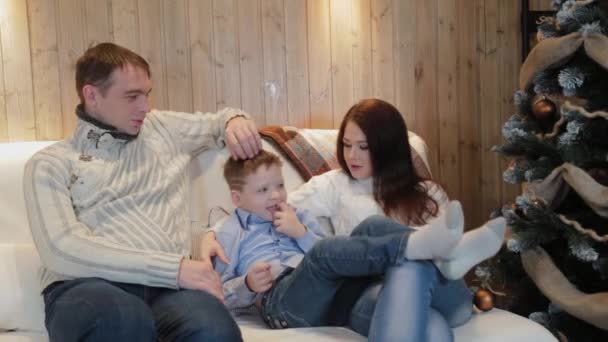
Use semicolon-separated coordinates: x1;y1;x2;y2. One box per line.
0;141;54;332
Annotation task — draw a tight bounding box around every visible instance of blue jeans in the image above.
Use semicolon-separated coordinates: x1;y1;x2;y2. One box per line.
348;216;473;342
350;262;473;342
260;215;412;328
43;277;242;342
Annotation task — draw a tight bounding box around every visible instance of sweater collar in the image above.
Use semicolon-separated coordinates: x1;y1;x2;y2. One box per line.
75;104;138;142
73;104;137;151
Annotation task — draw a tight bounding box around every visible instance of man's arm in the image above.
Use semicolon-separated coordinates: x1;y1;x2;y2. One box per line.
149;108;261;159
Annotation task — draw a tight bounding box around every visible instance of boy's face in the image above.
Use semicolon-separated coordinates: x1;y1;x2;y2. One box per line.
231;164;287;221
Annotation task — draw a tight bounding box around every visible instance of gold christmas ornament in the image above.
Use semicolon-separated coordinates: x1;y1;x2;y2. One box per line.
474;289;495;312
532;98;557;120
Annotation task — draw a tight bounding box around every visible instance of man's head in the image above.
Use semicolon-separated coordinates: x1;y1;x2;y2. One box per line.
224;150;286;221
76;43;152;135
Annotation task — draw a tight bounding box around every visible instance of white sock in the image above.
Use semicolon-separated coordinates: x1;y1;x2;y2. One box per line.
405;201;464;260
435;216;507;280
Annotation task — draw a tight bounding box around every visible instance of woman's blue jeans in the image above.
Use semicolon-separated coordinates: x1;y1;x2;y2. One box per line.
349;262;473;342
43;277;242;342
348;215;473;342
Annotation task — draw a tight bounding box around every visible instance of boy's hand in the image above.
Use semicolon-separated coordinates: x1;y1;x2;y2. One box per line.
200;231;230;264
245;262;273;293
274;203;307;239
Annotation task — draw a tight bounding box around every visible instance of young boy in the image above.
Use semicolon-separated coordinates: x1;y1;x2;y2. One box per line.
211;150;466;329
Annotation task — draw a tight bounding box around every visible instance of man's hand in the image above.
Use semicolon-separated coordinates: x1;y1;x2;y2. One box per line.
200;231;230;264
178;259;224;301
245;262;273;293
273;203;307;239
225;116;261;159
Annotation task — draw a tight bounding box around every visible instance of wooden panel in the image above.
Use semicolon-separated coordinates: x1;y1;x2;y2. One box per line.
437;0;460;200
139;0;167;110
351;0;372;103
261;0;288;126
1;0;36;142
84;0;111;46
162;0;192;112
458;0;483;227
530;0;552;11
479;0;502;220
285;0;310;128
28;0;62;141
330;0;353;126
371;0;395;103
213;0;241;109
237;0;265;124
111;0;139;51
499;0;523;205
57;0;84;136
307;0;333;128
188;0;216;113
414;0;439;175
393;0;416;130
1;0;525;224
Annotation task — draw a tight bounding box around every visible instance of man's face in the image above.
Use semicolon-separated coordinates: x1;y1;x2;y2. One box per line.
231;164;287;221
86;64;152;135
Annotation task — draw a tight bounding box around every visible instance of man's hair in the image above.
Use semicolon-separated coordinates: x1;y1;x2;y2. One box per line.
223;150;283;191
75;42;151;104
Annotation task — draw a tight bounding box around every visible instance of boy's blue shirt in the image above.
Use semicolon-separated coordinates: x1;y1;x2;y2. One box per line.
212;207;326;309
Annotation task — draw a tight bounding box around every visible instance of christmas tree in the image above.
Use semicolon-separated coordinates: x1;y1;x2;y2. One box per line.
475;0;608;340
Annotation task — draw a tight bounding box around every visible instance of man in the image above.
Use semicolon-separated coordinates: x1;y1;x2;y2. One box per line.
23;42;261;342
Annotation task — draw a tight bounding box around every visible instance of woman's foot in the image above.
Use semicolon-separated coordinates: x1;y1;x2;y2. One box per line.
435;216;507;279
405;201;464;260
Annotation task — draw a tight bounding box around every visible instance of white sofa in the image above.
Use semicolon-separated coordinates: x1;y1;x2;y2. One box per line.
0;129;556;342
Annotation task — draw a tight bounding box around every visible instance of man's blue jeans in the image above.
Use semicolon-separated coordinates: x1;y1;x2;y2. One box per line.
43;277;242;342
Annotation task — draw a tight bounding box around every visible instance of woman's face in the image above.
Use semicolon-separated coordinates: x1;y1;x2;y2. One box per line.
342;121;372;180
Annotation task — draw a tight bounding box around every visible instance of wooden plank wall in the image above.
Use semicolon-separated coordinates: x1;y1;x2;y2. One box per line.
0;0;525;227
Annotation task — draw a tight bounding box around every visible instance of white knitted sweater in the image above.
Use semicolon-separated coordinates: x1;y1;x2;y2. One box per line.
24;108;244;290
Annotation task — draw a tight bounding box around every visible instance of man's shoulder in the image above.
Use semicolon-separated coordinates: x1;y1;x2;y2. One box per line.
27;140;74;164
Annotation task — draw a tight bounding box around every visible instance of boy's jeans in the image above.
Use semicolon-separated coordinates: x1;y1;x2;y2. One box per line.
260;215;473;342
260;215;412;328
43;277;242;342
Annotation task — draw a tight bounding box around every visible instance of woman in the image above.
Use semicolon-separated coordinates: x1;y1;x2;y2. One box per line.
287;98;506;341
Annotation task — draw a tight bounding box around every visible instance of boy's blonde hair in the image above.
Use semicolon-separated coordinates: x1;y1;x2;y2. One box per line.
223;150;283;190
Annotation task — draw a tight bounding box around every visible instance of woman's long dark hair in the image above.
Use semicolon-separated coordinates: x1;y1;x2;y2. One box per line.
337;98;439;225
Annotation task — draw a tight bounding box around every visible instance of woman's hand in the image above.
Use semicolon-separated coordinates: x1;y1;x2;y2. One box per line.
199;231;230;264
273;203;307;239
